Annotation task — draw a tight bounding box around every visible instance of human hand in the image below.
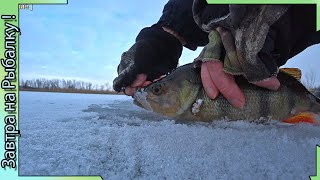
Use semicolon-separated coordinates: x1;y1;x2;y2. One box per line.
201;61;280;109
123;74;165;96
113;25;183;93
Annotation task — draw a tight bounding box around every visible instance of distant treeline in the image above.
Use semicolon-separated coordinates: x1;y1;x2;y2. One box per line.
20;78;122;94
18;78;320;96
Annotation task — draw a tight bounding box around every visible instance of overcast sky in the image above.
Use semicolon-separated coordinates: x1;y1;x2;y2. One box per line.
20;0;320;87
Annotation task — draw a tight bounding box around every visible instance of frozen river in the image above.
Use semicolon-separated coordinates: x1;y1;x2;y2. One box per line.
19;91;320;179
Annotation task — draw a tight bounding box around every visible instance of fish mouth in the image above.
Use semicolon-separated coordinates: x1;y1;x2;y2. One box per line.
133;99;144;108
133;89;153;111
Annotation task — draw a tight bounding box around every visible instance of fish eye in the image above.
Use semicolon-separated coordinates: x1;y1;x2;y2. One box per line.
152;84;163;95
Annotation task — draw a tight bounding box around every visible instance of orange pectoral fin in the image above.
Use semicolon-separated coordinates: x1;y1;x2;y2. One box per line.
282;112;319;124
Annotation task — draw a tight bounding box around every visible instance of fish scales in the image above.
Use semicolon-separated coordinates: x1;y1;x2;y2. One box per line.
194;87;297;121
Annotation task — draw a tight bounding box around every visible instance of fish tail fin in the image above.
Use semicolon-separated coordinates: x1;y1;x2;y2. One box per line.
282;112;320;125
283;96;320;125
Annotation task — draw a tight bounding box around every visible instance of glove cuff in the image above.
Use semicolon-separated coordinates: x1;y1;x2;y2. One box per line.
136;24;183;58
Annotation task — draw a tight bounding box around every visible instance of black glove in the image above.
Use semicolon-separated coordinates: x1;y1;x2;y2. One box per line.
113;25;183;92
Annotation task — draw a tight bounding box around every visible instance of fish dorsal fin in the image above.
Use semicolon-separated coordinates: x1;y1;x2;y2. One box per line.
280;68;302;81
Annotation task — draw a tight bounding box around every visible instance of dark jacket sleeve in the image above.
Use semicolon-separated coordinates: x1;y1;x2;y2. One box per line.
157;1;319;66
156;0;210;50
272;4;320;67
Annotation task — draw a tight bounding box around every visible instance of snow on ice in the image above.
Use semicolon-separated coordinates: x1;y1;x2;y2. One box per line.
19;92;320;179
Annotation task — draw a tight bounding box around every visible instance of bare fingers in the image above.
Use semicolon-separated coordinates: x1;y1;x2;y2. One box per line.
124;74;166;96
201;62;219;98
124;74;147;96
201;61;245;109
253;77;280;91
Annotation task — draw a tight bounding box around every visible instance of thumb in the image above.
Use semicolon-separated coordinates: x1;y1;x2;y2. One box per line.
113;65;139;92
252;76;280;91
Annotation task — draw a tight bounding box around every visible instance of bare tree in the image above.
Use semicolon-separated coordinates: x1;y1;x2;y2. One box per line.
20;79;26;88
303;70;318;89
105;82;111;91
100;84;105;91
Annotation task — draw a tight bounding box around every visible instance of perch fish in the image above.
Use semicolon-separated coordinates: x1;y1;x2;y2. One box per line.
133;63;320;124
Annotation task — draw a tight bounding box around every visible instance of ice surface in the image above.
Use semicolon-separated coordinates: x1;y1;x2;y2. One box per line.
19;92;320;179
